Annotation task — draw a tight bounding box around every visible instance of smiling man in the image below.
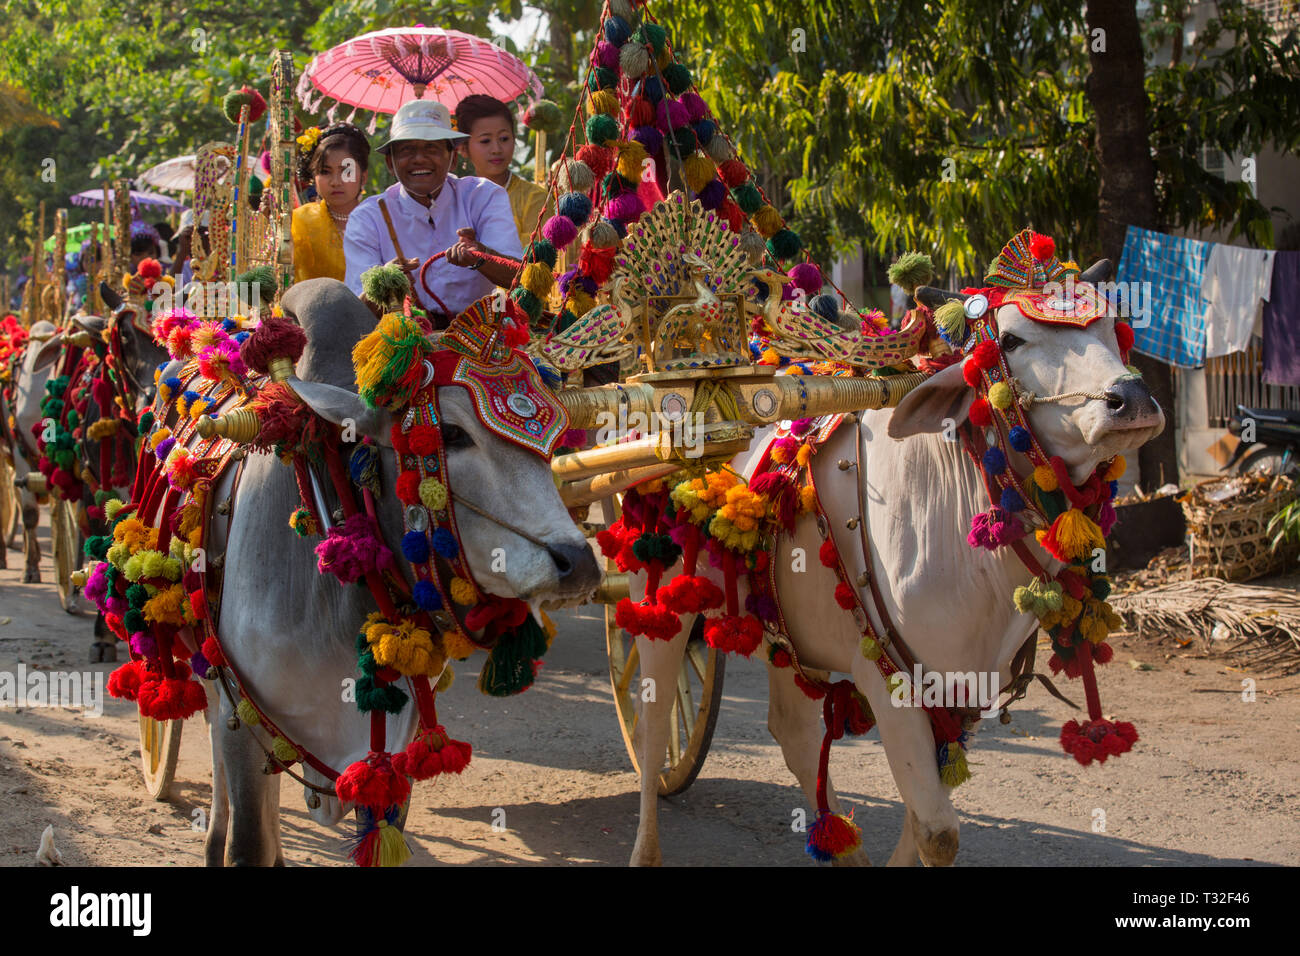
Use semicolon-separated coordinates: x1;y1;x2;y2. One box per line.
343;99;522;326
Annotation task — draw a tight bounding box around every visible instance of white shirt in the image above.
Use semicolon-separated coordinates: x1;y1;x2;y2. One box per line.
343;177;522;316
1202;244;1276;358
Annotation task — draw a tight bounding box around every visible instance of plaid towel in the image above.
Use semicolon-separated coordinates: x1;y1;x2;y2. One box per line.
1115;225;1213;368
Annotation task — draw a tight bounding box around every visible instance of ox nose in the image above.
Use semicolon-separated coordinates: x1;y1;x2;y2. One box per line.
547;541;601;589
1103;377;1160;426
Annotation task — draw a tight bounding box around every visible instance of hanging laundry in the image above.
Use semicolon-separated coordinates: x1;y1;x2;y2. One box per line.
1262;251;1300;385
1202;244;1276;358
1116;225;1213;368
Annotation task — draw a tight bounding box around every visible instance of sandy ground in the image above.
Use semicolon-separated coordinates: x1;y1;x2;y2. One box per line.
1;510;1297;867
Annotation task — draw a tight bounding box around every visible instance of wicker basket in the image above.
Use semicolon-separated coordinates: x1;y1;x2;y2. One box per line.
1181;475;1299;582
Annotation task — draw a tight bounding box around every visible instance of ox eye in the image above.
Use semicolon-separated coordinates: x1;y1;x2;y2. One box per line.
441;423;472;449
1000;332;1025;352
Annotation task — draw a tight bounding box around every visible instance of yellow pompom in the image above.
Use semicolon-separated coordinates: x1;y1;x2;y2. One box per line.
449;576;476;606
1032;464;1058;492
104;498;125;522
988;381;1013;410
143;585;187;626
520;262;554;299
566;290;596;317
148;427;171;450
1041;508;1105;562
1105;455;1126;481
859;635;882;661
236;698;261;726
759;347;779;365
681;153;716;194
588;88;620;116
751;205;784;238
616;141;649;182
419;478;448;512
796;444;812;467
442;631;476;660
799;485;818;512
272;736;300;764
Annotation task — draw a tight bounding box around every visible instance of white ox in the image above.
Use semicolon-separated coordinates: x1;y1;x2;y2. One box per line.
626;262;1164;865
194;280;600;865
1;321;60;582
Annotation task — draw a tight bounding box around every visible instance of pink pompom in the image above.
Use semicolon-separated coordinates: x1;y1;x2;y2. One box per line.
542;215;579;249
788;263;822;297
594;39;620;70
680;91;708;122
655;98;690;133
605;192;644;222
259;151;272;174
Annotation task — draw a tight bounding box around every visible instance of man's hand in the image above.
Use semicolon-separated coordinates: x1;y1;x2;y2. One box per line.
385;255;420;273
447;227;487;269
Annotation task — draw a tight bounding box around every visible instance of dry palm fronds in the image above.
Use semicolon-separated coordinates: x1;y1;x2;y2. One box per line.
1109;579;1300;675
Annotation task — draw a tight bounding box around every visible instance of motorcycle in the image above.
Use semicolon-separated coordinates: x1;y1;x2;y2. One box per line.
1223;403;1300;475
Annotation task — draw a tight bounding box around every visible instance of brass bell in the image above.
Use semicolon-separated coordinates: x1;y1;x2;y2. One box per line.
262;758;276;775
999;709;1012;725
307;792;321;810
226;715;240;731
836;459;852;471
216;498;232;516
855;571;870;587
845;516;859;530
332;509;344;523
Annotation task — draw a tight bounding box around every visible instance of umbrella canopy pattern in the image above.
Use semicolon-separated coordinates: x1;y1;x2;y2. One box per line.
297;26;542;130
70;188;184;210
138;153;268;194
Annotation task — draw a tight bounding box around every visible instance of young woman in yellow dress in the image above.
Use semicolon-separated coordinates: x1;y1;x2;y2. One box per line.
291;123;371;283
454;95;549;250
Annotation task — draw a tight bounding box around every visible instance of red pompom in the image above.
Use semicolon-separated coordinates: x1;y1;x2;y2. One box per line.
336;753;412;811
201;635;225;666
718;159;749;188
408;425;440;456
701;613;763;656
390;424;410;455
392;726;472;780
1114;321;1134;353
968;398;993;428
1060;717;1138;765
818;538;839;568
615;598;681;641
576;144;614;180
106;659;149;701
657;574;724;614
719;198;744;234
771;647;791;668
626;97;655;127
396;471;421;505
189;590;207;620
834;581;856;610
1029;233;1055;262
579;243;617;285
137;675;207;721
1092;641;1114;665
971;340;1000;370
962;360;983;388
137;258;163;280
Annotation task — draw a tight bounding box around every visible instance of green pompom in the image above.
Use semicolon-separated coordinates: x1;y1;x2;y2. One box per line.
732;182;763;215
588;67;618;91
601;170;635;197
83;536;110;561
766;228;802;261
355;675;408;714
222;90;252;124
586;113;620;146
233;265;276;306
933;300;967;341
1092;577;1112;600
524;99;564;134
359;265;411;313
478;615;549;697
137;411;154;435
124;609;147;634
524;240;558;270
639;22;668;55
126;583;151;609
670;126;698;155
887;252;935;294
511;287;544;321
662;63;692;95
556;308;579;332
94;489;114;506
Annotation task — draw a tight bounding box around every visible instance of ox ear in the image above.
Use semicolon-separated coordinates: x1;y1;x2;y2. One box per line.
887;361;975;439
289;378;394;447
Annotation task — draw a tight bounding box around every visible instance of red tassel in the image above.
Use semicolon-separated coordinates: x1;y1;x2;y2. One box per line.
834;581;856;609
337;753;412;811
806;810;861;861
818;538;839;568
137;674;207;720
657;574;724;614
392;726;472;780
1029;233;1055;262
200;635;225;666
614;597;681;641
106;659;148;701
701;613;763;656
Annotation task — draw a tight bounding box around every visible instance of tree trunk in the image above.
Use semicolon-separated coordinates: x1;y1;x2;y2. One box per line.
1085;0;1179;490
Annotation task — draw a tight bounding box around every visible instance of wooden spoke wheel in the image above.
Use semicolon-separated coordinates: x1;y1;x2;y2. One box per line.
0;453;16;554
49;498;82;612
138;714;182;801
601;496;725;796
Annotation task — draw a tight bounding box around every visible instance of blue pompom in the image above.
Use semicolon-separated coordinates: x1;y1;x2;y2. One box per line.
603;14;631;45
982;447;1007;476
603;217;627;239
401;531;429;564
1000;487;1025;512
163;376;183;392
557;191;593;226
235;331;250;343
749;341;761;359
221;319;237;333
349;444;377;483
641;75;664;103
182;390;201;404
413;580;442;612
537;363;562;388
1008;426;1032;453
692;119;717;145
751;278;770;302
808;294;839;323
432;527;459;559
1109;480;1119;498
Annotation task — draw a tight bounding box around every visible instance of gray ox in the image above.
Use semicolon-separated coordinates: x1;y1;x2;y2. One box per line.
626;260;1164;866
1;320;60;582
192;279;599;866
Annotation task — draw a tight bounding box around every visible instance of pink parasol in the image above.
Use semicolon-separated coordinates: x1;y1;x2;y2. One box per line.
298;26;543;132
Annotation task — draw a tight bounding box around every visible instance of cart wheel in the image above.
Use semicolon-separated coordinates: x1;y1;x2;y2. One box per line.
50;498;82;612
138;714;182;801
602;496;725;796
0;453;16;556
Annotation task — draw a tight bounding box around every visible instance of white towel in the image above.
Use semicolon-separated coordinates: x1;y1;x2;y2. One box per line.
1202;244;1276;358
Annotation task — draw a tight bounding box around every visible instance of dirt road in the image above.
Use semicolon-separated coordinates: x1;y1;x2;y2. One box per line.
1;513;1297;867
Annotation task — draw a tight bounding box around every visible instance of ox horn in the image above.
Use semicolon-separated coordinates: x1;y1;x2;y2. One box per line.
1076;259;1112;284
913;286;969;310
